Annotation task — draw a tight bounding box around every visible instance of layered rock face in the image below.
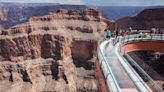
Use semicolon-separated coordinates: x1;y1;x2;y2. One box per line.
0;8;113;92
116;8;164;29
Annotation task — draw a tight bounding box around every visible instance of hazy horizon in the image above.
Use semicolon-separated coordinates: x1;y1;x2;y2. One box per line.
0;0;164;6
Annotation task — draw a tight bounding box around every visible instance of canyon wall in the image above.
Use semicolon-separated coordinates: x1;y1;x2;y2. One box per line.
0;8;114;92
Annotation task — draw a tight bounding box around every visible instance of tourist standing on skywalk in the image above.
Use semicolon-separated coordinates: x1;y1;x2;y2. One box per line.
104;28;107;38
119;29;123;36
104;28;111;39
113;29;119;45
116;29;119;38
123;31;127;41
106;29;111;39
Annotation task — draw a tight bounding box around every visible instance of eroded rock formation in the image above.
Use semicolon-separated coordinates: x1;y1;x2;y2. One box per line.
0;8;114;92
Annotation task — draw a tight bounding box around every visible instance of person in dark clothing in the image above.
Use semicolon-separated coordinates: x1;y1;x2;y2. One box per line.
116;30;119;38
104;28;107;38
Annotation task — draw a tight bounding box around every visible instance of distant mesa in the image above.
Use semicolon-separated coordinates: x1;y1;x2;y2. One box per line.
117;8;164;30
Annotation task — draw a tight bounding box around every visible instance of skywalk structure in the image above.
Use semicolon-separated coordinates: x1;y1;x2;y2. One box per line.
96;34;164;92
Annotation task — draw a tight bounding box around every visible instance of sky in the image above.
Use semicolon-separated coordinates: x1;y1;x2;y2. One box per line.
0;0;164;6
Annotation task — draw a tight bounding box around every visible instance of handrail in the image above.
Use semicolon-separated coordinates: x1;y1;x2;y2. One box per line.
97;40;121;92
122;34;164;43
119;33;164;92
115;43;153;92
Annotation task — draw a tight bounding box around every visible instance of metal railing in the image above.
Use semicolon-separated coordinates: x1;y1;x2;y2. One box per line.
115;42;152;92
97;33;164;92
97;40;121;92
121;33;164;43
118;33;164;92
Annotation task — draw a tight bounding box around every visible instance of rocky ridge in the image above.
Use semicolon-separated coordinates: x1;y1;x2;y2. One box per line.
116;8;164;29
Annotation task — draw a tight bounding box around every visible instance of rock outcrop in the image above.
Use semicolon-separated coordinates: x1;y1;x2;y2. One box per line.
116;8;164;29
0;8;114;92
